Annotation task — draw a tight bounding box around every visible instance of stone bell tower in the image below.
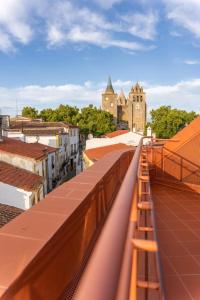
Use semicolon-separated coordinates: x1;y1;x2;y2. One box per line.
102;77;118;123
128;82;146;132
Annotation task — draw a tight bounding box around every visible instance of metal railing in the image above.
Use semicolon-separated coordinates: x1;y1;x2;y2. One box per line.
73;138;165;300
149;143;200;186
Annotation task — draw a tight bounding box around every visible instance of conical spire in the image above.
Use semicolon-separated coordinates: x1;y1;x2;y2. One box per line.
105;76;114;94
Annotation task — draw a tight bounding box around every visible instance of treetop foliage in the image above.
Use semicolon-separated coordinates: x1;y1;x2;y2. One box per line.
149;106;198;138
22;104;116;136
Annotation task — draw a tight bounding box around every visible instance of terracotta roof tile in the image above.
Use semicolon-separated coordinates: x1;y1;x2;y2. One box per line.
0;137;54;159
105;130;129;138
0;161;43;191
84;143;134;161
0;204;23;228
28;142;57;154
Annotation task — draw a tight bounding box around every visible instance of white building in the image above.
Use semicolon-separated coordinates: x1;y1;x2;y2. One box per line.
4;120;81;177
0;161;43;210
86;130;143;150
0;137;57;195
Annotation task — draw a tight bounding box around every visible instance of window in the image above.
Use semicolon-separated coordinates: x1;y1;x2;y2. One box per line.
74;144;76;152
137;96;139;102
71;144;73;154
51;155;55;169
140;96;143;102
110;103;113;107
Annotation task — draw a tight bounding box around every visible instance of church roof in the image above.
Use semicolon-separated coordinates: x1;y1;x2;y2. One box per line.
105;76;115;94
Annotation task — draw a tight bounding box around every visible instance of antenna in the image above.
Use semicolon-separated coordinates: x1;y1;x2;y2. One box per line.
16;99;18;117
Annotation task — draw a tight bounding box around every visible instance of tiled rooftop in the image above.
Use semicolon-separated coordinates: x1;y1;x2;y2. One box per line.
84;143;134;161
152;179;200;300
105;129;129;138
0;161;43;191
28;142;57;154
0;204;23;228
0;137;54;159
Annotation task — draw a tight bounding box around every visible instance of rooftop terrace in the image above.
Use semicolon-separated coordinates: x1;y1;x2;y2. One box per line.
1;116;200;300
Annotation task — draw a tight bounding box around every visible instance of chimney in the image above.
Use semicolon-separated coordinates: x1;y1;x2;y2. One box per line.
0;116;3;142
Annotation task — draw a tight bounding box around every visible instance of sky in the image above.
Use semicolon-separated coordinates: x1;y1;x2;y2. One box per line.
1;0;200;115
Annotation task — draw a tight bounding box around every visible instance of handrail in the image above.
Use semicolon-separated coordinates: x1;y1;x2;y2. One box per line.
73;138;165;300
73;138;143;300
116;146;165;300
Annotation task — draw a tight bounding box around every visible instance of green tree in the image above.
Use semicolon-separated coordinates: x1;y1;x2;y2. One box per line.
39;105;79;124
150;106;197;138
22;106;38;119
76;105;116;136
25;104;116;136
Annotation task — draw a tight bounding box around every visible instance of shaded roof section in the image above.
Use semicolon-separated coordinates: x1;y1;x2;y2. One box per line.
0;203;23;228
0;137;49;160
0;161;43;191
10;120;79;130
164;116;200;165
105;130;129;138
22;128;66;136
84;143;134;162
104;76;115;94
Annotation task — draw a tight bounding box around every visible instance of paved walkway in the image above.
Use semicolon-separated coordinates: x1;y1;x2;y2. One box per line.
151;182;200;300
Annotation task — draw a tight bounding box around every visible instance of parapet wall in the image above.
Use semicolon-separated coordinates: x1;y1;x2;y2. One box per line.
0;148;134;300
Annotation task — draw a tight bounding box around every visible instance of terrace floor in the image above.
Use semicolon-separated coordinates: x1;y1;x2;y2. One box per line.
151;181;200;300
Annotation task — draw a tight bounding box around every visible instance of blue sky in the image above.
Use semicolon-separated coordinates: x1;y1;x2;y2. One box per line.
1;0;200;115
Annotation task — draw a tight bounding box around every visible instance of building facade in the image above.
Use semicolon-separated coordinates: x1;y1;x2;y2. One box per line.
102;77;147;133
3;120;82;178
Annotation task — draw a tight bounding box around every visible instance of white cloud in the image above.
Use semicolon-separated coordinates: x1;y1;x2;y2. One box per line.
0;0;35;50
46;1;154;51
121;11;159;40
183;60;200;65
93;0;123;9
164;0;200;38
0;0;156;53
1;78;200;115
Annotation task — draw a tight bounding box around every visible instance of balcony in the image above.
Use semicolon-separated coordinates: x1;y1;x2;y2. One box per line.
1;136;200;300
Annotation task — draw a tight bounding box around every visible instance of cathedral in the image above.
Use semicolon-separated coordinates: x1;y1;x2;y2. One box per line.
102;77;147;132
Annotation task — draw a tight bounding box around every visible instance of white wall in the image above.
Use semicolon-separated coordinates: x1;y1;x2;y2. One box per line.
69;128;80;172
0;182;32;210
25;135;58;147
4;131;25;141
0;151;47;195
86;132;143;150
0;151;35;173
